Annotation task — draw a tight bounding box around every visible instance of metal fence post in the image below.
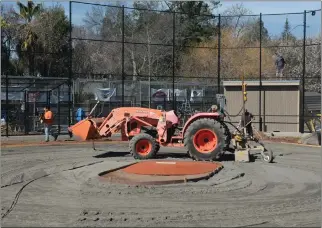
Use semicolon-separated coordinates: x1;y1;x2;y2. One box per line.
47;90;51;106
300;11;307;133
72;80;75;122
148;76;151;108
5;74;9;137
5;39;10;137
217;14;221;94
57;86;61;134
68;1;73;126
172;11;176;109
259;13;263;131
122;5;125;107
24;90;28;134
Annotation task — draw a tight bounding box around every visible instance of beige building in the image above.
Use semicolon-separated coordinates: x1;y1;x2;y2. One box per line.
223;80;300;132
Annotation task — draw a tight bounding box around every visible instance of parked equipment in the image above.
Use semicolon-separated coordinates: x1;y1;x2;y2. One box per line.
68;103;273;163
69;76;273;162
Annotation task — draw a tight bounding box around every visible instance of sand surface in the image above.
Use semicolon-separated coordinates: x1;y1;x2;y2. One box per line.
1;142;321;227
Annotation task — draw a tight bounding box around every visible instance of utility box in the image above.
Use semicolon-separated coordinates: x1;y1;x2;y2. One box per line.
223;80;300;132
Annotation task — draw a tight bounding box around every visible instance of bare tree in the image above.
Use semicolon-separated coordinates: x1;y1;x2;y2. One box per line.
221;3;255;39
81;2;173;100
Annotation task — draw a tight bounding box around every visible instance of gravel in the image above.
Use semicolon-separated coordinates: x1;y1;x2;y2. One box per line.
1;142;321;227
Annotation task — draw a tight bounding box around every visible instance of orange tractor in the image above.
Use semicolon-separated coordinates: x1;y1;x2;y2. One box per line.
68;105;273;162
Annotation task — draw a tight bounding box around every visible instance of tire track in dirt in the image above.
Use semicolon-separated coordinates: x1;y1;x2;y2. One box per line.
1;143;321;227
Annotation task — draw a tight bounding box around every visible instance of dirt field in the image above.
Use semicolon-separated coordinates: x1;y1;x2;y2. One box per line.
1;141;321;227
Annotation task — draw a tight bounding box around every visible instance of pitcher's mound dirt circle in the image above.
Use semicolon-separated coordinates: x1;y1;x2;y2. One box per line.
99;161;223;185
122;161;222;176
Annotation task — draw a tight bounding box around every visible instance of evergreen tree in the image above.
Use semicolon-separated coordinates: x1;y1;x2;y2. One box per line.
281;18;296;42
241;18;269;44
15;1;43;75
165;1;220;47
33;5;70;77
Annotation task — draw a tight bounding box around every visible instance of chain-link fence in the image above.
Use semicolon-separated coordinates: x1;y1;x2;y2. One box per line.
1;1;321;135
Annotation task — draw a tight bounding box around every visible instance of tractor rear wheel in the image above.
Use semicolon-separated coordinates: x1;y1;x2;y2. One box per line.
129;133;158;160
184;118;224;161
155;143;160;153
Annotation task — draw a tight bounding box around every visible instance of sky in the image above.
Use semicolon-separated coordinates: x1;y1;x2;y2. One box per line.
219;1;320;14
3;0;321;38
218;1;321;38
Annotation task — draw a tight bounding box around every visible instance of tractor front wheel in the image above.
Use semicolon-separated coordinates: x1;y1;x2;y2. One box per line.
184;118;224;161
129;133;158;160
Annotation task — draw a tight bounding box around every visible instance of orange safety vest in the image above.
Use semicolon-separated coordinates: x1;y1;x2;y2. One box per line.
44;110;54;125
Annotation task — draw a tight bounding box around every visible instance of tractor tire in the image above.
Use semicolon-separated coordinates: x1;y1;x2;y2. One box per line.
155;143;161;153
184;118;224;161
129;133;158;160
256;140;274;163
221;122;232;149
262;148;274;163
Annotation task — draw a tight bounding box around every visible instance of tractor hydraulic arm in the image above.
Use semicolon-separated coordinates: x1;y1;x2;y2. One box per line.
68;107;164;141
97;107;163;138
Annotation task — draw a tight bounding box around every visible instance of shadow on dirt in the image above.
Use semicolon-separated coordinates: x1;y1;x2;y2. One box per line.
218;153;235;162
93;151;130;158
217;153;255;162
156;153;190;159
93;151;190;159
93;151;277;163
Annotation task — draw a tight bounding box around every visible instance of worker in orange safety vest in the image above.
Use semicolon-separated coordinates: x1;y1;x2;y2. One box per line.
40;105;58;142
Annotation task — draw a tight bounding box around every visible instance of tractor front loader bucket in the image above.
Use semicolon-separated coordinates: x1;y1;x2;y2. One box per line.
68;118;104;141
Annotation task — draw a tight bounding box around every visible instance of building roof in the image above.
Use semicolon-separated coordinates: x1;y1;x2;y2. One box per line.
223;80;300;86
